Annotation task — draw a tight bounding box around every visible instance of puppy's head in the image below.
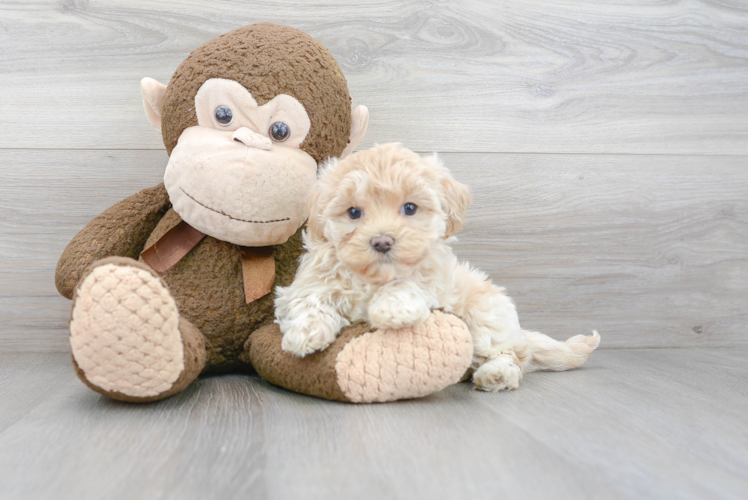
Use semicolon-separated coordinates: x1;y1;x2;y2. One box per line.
307;143;471;284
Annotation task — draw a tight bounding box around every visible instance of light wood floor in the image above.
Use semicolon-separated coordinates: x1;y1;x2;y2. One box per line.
1;349;746;500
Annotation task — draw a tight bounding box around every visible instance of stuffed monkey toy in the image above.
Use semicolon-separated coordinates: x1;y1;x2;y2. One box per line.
55;23;473;403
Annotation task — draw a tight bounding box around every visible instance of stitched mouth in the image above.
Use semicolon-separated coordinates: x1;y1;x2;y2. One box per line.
180;188;290;224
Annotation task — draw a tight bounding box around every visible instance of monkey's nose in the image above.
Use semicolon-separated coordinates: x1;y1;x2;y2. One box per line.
371;235;394;253
232;127;272;151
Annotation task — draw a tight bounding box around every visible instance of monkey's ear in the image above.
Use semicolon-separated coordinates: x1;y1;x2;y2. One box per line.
340;105;369;159
140;77;168;132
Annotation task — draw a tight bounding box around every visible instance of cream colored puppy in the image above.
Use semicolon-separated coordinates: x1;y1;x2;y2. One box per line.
275;143;600;391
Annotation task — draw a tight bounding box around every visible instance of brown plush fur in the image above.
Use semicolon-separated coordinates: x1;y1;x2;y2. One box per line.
245;322;377;403
161;23;352;162
139;207;304;373
55;184;171;299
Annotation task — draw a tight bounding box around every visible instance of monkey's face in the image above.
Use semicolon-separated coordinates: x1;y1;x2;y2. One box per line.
142;24;371;246
164;79;318;246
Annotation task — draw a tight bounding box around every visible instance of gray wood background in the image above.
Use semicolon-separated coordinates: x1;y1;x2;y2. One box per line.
1;0;747;350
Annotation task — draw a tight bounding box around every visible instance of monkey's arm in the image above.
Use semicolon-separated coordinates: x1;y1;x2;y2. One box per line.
55;183;171;299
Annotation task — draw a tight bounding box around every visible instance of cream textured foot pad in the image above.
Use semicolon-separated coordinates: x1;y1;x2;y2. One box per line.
335;311;474;403
70;263;184;398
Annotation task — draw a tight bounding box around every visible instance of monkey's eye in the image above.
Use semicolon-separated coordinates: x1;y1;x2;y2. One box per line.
347;207;362;220
214;106;233;126
402;203;418;216
269;122;291;142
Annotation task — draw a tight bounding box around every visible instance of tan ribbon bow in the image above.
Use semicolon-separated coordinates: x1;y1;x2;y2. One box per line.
141;220;275;304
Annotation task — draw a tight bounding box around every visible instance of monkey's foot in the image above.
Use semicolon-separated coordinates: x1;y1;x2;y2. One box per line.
247;311;473;403
70;257;206;402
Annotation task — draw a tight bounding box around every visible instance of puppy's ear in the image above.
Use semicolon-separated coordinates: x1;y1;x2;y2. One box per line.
305;158;338;242
426;154;472;237
305;184;326;242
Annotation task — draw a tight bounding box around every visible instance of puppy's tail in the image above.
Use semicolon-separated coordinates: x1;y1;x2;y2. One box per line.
521;329;600;373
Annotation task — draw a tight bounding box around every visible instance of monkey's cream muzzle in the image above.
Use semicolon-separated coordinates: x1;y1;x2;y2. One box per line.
165;126;317;246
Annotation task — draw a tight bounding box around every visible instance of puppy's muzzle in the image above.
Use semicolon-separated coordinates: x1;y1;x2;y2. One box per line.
371;234;394;254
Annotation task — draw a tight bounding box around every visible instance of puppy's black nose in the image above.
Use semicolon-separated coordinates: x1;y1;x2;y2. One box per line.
371;235;394;253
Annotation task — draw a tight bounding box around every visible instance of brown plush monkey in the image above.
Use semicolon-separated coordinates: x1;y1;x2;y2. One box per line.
55;23;473;403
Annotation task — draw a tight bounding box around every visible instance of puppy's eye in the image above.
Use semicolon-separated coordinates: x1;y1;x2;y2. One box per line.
402;203;418;216
215;106;233;126
347;207;362;220
269;122;291;142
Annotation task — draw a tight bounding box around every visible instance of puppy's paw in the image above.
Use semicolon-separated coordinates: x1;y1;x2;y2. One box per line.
472;355;523;392
367;292;431;330
281;322;337;358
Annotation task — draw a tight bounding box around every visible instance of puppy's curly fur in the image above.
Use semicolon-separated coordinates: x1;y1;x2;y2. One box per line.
276;143;600;391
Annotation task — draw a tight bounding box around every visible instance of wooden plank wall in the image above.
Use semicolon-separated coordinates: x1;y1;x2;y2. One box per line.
1;0;746;350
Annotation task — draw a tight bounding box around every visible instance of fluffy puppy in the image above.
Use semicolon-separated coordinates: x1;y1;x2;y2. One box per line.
275;143;600;391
